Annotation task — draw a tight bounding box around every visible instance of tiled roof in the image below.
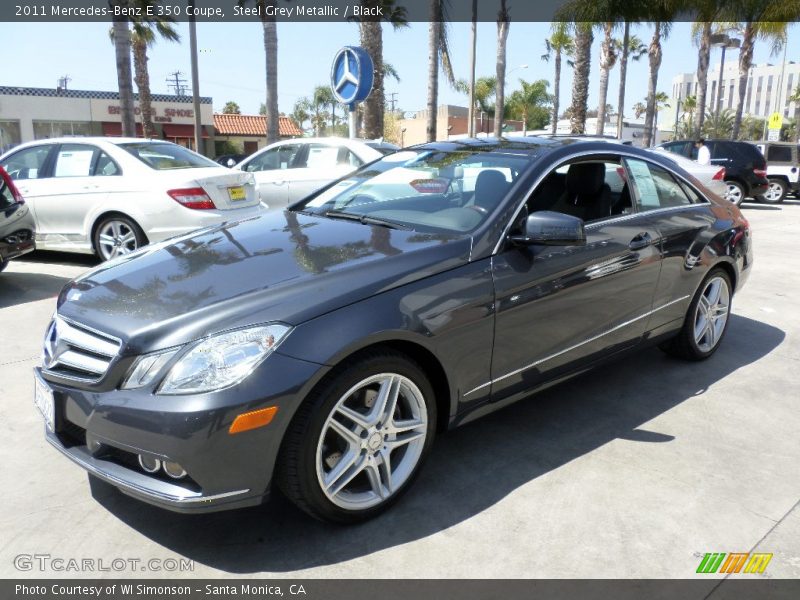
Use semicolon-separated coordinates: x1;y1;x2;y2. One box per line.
214;113;303;137
0;86;211;104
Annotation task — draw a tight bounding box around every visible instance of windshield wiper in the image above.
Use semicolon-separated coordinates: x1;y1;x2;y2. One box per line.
323;210;411;230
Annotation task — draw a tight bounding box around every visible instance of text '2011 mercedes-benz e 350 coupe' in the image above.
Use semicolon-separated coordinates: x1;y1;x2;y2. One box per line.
34;138;752;523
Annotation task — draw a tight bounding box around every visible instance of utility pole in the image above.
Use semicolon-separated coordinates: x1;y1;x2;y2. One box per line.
166;71;188;96
188;0;203;155
387;92;398;114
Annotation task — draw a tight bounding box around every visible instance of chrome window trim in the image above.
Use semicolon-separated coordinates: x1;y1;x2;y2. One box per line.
463;295;691;398
491;148;712;255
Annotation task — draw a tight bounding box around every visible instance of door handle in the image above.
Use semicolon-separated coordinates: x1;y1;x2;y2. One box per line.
272;181;285;186
629;232;653;250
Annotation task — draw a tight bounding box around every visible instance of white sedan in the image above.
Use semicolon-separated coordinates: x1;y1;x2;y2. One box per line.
236;137;382;210
647;147;729;200
0;138;262;260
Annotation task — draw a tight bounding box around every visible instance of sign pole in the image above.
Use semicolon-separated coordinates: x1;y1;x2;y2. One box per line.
349;103;357;139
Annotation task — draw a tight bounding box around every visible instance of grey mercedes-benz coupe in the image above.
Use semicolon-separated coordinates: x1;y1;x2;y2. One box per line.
34;138;752;523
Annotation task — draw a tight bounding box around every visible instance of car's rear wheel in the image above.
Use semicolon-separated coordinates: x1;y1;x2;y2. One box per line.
93;215;146;261
758;179;787;204
660;268;732;361
276;352;436;523
724;181;745;206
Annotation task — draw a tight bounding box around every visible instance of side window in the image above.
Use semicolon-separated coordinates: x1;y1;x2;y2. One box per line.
304;144;342;170
94;151;121;176
1;145;53;180
245;144;302;171
528;160;628;222
53;144;96;177
665;142;691;158
767;145;792;162
624;159;693;211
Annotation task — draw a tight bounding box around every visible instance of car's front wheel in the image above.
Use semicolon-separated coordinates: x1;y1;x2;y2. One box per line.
724;181;745;206
759;179;787;204
276;352;436;523
660;268;732;361
93;215;146;261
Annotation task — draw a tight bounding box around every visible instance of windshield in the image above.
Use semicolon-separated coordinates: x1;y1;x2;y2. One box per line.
118;142;220;170
296;149;531;233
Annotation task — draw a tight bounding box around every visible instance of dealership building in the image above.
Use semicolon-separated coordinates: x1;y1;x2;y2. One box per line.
0;85;215;154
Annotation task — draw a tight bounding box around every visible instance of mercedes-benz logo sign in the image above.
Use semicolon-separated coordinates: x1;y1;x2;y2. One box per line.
329;46;373;106
42;319;59;370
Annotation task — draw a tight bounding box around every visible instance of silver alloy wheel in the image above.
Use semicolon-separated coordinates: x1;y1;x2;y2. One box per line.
97;220;139;260
693;276;730;353
762;181;784;203
725;182;743;205
315;372;428;511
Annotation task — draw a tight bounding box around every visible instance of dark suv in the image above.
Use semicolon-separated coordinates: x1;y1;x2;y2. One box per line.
658;139;768;206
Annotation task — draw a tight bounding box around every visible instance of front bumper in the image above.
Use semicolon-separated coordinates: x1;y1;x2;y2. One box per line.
0;232;35;261
37;351;326;513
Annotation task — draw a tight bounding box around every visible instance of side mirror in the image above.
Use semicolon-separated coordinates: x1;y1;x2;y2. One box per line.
509;210;586;246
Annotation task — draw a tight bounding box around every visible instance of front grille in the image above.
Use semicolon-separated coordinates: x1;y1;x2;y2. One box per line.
42;317;121;382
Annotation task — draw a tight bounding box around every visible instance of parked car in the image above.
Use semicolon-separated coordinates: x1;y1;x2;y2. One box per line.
236;137;382;210
658;139;768;206
648;147;728;200
361;139;400;155
0;166;35;272
754;142;798;204
35;138;751;523
216;153;249;168
0;138;262;261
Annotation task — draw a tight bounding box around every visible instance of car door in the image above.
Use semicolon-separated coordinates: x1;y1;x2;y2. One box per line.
1;143;57;219
621;156;716;332
489;157;663;401
30;143;113;247
240;143;303;209
286;143;363;203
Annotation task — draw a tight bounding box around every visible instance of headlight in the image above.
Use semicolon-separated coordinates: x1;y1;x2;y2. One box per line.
122;324;291;395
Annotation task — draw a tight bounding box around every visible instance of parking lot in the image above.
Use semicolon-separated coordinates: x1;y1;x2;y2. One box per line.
1;200;799;580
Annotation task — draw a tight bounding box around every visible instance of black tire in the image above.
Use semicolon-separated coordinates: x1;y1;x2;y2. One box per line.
92;215;146;261
0;258;7;273
724;181;745;207
758;179;787;204
659;268;733;361
275;351;437;524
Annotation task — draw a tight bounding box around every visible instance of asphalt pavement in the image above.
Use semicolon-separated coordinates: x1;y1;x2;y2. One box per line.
1;201;798;580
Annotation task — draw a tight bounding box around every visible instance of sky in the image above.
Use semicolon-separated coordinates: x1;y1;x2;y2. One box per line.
3;20;799;121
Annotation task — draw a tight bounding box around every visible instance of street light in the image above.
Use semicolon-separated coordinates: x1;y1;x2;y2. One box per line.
710;33;740;119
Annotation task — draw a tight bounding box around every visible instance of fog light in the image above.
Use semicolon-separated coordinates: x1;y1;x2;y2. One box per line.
138;455;161;473
162;461;187;479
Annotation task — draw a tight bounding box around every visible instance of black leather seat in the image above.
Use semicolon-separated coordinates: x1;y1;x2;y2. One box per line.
472;169;510;212
550;163;612;221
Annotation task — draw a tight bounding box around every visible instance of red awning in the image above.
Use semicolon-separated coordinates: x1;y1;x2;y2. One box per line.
102;122;144;136
162;124;209;138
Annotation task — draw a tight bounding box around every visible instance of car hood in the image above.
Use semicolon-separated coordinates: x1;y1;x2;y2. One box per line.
57;211;471;353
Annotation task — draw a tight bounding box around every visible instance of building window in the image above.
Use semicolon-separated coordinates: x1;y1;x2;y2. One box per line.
728;84;735;109
757;76;763;92
755;100;760;115
0;120;21;153
767;75;773;91
746;77;753;111
32;121;92;140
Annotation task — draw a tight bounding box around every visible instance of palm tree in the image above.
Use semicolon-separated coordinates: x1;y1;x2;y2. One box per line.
790;85;800;142
493;0;510;138
426;1;456;142
359;1;408;140
679;94;697;139
727;6;789;139
633;102;647;119
642;18;674;148
455;76;497;134
313;85;336;132
569;22;593;134
615;30;648;138
651;91;670;143
596;22;618;135
239;0;280;143
703;108;736;138
507;79;552;135
691;4;725;137
541;23;574;135
222;101;241;114
110;0;136;137
129;0;179;139
292;98;312;133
